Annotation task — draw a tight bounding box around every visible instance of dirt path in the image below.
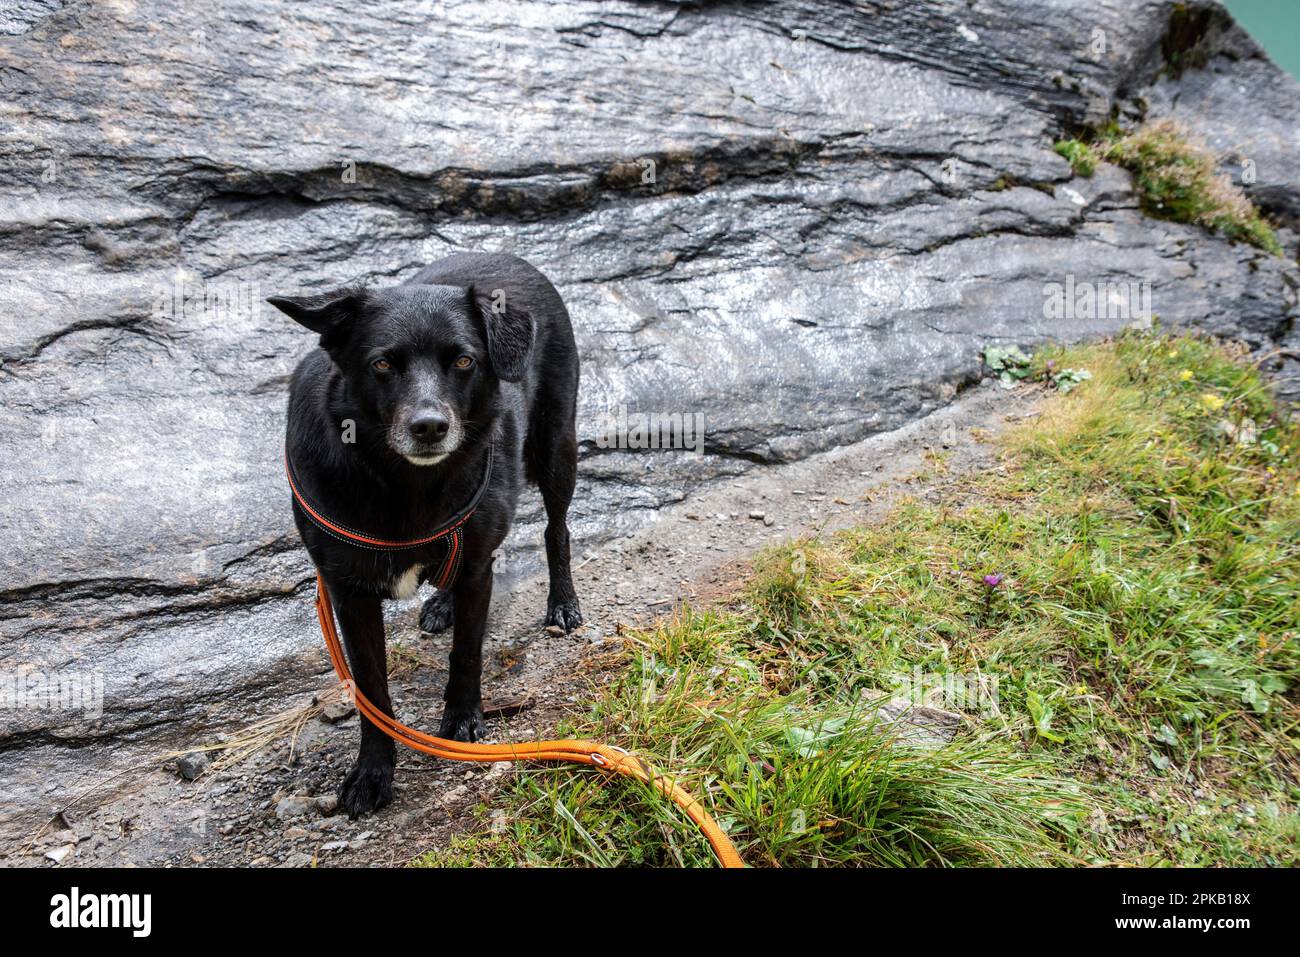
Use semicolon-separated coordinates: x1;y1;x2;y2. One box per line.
14;380;1040;867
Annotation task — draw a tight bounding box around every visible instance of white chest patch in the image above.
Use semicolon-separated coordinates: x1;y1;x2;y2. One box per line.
389;563;424;600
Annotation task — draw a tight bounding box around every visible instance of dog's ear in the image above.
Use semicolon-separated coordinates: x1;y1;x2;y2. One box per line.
470;285;533;383
267;288;362;351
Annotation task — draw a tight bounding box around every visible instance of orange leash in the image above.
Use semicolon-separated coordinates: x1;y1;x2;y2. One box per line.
313;575;744;868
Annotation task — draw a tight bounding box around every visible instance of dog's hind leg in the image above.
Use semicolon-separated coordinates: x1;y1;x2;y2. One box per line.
326;579;396;818
526;401;583;632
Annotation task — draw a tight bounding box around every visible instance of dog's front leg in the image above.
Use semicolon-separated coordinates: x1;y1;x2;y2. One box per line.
328;580;397;818
438;557;492;742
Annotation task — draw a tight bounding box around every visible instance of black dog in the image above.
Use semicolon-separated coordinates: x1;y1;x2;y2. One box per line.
270;252;582;818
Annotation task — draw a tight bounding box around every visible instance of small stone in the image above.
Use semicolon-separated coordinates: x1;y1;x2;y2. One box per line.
282;851;314;868
321;840;349;852
319;699;356;724
748;510;766;520
864;695;963;746
313;794;339;816
45;845;75;864
275;795;314;821
176;751;209;780
390;810;421;829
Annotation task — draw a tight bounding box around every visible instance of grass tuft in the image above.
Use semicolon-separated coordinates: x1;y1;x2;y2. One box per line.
1054;139;1098;178
1054;120;1282;255
421;331;1298;867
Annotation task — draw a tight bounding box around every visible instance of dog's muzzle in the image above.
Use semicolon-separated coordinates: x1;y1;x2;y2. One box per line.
389;408;462;465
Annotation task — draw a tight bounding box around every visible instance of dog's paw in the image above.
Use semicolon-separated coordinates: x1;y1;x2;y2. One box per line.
545;597;583;633
338;758;394;819
419;590;454;634
438;705;488;743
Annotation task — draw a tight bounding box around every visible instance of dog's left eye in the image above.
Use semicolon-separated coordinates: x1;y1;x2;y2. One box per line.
371;358;391;372
454;356;475;370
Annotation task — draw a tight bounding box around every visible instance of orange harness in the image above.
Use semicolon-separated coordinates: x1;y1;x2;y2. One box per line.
290;449;744;867
284;445;495;589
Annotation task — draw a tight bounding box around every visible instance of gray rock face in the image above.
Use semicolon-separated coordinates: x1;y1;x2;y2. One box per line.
1;0;1297;840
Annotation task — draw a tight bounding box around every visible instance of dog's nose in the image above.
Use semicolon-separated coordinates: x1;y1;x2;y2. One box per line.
409;412;449;441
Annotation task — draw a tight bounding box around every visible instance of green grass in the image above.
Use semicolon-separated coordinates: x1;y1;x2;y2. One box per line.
413;331;1299;867
1053;139;1098;178
1054;120;1283;255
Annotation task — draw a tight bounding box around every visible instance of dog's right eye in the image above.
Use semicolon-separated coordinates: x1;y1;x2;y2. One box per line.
371;358;391;373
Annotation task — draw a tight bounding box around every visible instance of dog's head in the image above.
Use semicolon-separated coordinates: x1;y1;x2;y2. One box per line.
269;284;532;465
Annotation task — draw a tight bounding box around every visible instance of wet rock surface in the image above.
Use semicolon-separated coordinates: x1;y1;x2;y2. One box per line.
1;0;1298;845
